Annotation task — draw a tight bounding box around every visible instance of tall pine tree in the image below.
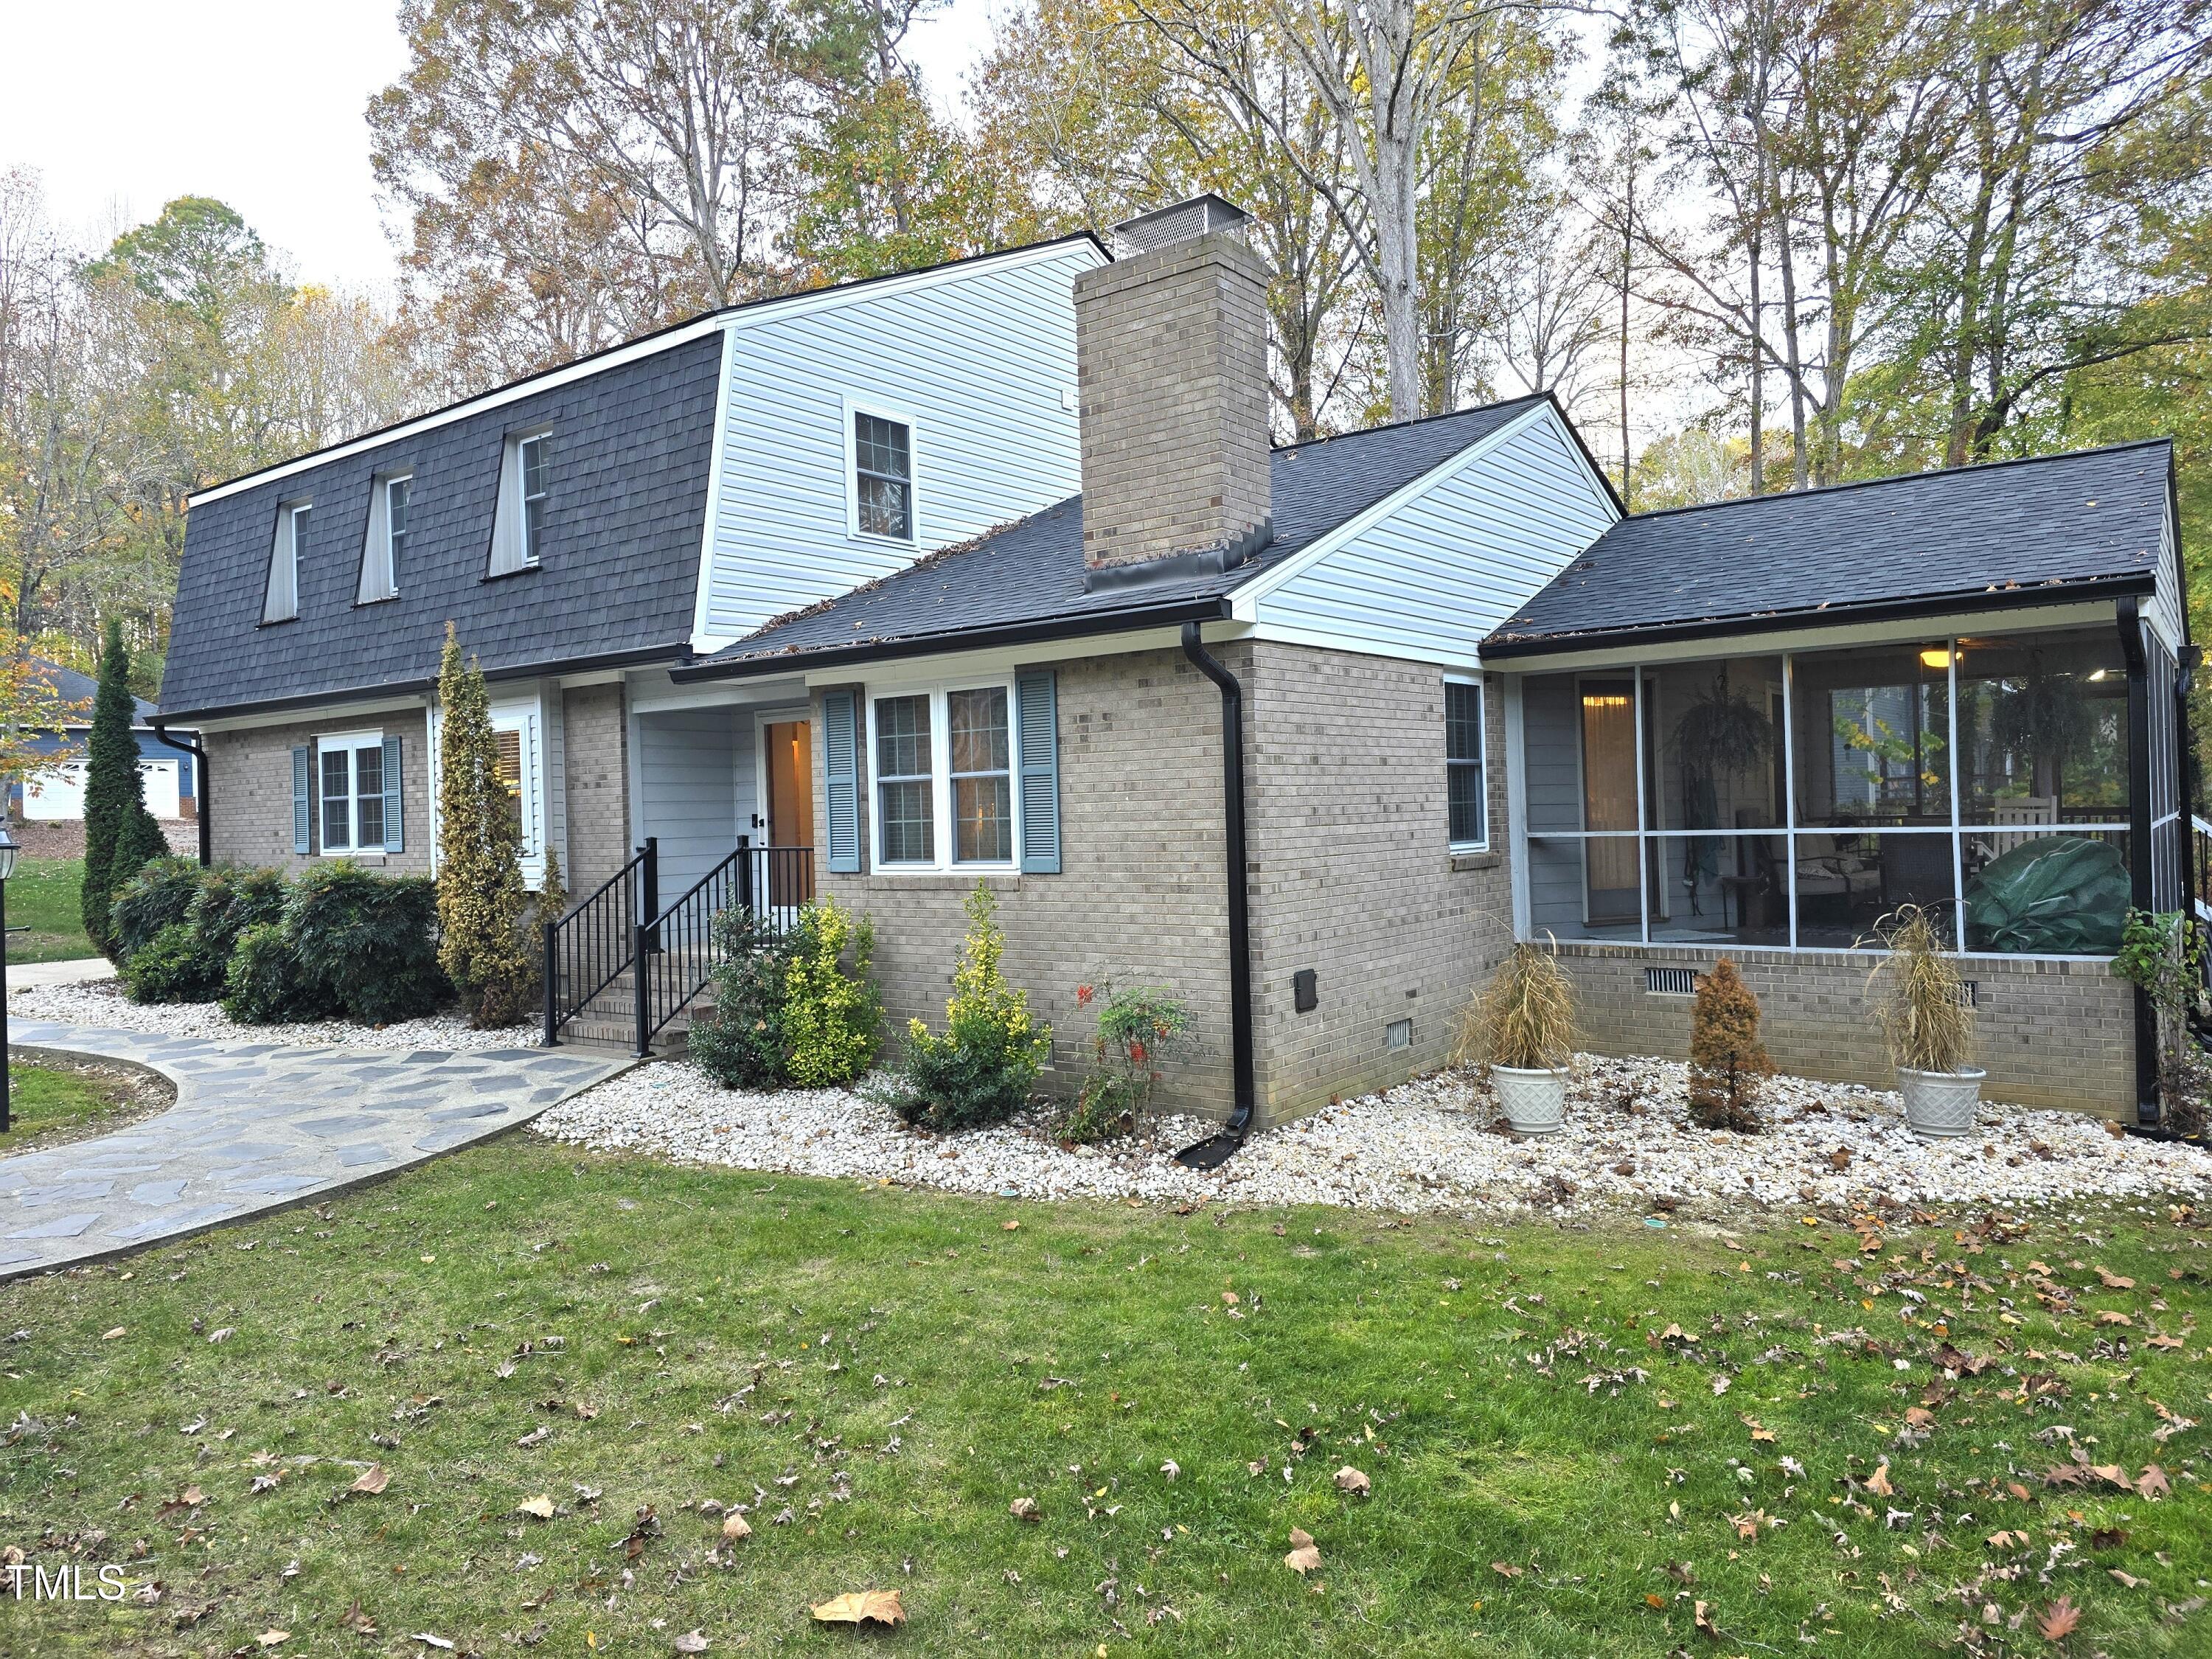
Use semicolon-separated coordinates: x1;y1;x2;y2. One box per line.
81;618;169;957
434;622;533;1025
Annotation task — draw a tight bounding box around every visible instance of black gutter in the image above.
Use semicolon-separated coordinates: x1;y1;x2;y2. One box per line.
672;597;1234;684
150;723;212;869
1178;622;1256;1149
2118;596;2160;1125
157;642;692;726
1481;573;2156;661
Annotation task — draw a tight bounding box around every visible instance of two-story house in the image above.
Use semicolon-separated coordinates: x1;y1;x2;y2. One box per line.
162;195;2191;1132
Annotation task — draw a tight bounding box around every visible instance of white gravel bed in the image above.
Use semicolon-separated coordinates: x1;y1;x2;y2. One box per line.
534;1051;2212;1214
7;979;541;1052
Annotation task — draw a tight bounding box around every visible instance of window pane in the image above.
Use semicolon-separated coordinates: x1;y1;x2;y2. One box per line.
1791;644;1952;828
521;437;547;500
388;478;409;568
1642;657;1784;830
874;695;931;779
857;473;912;539
1448;762;1485;846
321;748;351;851
948;689;1009;775
494;728;524;840
1790;830;1954;950
878;779;934;863
1445;681;1483;762
855;413;911;481
293;505;312;557
1961;827;2129;955
1955;630;2129;824
1647;834;1790;949
1579;681;1638;831
953;776;1012;862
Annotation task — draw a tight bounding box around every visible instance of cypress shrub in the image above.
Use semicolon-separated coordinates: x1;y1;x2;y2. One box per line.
286;862;448;1025
82;617;168;956
1687;958;1772;1133
434;624;534;1024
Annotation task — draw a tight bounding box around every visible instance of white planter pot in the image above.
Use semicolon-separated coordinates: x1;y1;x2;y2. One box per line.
1492;1064;1568;1136
1896;1066;1986;1138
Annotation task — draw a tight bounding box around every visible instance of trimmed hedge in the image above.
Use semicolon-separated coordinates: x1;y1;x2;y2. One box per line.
285;863;447;1025
222;922;338;1025
110;856;206;964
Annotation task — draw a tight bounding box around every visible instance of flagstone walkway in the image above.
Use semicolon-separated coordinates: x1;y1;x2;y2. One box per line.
0;1022;629;1280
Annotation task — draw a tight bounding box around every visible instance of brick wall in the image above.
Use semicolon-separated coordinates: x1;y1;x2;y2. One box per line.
1073;230;1273;574
814;646;1239;1115
205;711;433;876
1244;643;1514;1120
1554;943;2135;1117
561;684;631;895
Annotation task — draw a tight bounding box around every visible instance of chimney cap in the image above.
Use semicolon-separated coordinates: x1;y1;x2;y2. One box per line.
1110;194;1251;256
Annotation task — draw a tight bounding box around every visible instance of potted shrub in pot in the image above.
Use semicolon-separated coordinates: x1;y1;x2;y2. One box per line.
1867;905;1983;1138
1454;941;1579;1135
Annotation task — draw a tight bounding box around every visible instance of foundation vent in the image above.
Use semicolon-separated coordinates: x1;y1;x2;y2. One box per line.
1385;1018;1413;1050
1644;966;1701;997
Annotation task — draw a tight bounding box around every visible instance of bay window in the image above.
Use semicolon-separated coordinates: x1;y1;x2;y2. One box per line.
870;683;1018;869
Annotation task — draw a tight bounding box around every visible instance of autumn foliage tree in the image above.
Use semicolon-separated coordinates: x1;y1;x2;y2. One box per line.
434;623;534;1025
1687;956;1772;1132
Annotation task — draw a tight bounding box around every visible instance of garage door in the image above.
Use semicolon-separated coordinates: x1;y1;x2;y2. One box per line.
22;759;181;820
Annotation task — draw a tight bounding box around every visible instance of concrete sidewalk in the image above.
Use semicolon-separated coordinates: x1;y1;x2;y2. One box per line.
7;956;117;988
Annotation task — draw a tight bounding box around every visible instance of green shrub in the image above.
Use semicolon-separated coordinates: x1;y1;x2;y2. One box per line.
782;897;883;1087
220;922;338;1025
1062;981;1194;1144
888;884;1050;1132
285;861;447;1025
110;855;205;964
189;866;289;967
122;920;220;1004
689;908;799;1091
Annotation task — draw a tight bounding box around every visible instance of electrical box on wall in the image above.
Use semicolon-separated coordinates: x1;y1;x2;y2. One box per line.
1292;969;1318;1013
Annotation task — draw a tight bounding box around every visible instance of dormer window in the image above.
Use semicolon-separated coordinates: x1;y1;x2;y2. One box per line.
489;427;551;577
849;406;914;542
263;500;310;623
358;473;409;604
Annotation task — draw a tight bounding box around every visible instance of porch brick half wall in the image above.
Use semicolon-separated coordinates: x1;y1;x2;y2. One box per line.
561;683;631;896
204;712;433;877
1552;943;2135;1118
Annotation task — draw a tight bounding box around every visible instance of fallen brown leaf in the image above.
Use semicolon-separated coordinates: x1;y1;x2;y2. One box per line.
1491;1561;1524;1579
1865;1464;1894;1497
515;1495;556;1520
2138;1464;2171;1500
2037;1596;2081;1639
672;1632;712;1654
1694;1599;1722;1641
1334;1466;1371;1495
347;1465;389;1497
2095;1266;2135;1290
810;1590;905;1627
1009;1497;1041;1523
720;1512;752;1542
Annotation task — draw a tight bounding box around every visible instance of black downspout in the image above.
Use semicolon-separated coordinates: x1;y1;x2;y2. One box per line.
152;723;212;869
1180;622;1256;1144
2118;597;2159;1124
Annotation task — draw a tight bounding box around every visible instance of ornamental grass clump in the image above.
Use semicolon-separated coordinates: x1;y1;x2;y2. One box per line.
1453;942;1578;1074
1686;957;1771;1133
888;883;1051;1132
1867;905;1975;1074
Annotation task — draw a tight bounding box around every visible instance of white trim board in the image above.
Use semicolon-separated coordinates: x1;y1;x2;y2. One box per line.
189;238;1106;509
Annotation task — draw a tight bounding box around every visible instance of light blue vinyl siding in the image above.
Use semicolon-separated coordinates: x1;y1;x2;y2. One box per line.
1251;410;1616;664
635;709;753;897
700;245;1100;645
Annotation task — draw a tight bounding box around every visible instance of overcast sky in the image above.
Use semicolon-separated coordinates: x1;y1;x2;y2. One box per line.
0;0;1003;292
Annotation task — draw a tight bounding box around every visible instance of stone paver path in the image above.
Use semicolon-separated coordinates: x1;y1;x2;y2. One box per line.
0;1022;628;1279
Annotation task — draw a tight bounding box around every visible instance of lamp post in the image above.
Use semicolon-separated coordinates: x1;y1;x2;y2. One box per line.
0;815;16;1134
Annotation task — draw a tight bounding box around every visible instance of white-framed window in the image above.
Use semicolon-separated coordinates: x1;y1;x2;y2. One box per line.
358;473;409;603
844;398;917;543
489;428;551;576
868;681;1018;870
491;706;540;858
264;500;310;622
1445;675;1487;851
318;731;387;854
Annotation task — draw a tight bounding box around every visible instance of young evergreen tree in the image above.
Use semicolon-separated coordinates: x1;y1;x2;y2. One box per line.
81;617;169;957
1687;957;1773;1133
434;622;533;1024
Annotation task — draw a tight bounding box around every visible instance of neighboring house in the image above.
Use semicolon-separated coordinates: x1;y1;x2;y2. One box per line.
13;658;198;824
161;196;2189;1127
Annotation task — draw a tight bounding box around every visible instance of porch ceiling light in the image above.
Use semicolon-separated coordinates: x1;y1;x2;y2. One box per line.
1919;647;1952;669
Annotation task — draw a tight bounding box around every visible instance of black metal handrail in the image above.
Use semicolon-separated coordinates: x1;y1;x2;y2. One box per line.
542;838;658;1046
630;838;815;1054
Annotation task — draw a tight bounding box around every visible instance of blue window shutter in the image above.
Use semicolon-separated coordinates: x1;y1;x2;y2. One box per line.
383;734;404;854
824;691;860;873
291;745;311;854
1016;669;1060;874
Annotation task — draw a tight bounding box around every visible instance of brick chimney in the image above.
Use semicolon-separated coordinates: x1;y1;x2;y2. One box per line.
1074;195;1273;591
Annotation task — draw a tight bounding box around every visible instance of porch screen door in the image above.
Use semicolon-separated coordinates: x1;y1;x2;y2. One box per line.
1580;681;1640;923
764;720;815;908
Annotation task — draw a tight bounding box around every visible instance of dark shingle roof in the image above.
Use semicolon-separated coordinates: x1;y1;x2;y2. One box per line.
30;658;156;724
1484;441;2173;657
159;332;723;720
683;397;1548;678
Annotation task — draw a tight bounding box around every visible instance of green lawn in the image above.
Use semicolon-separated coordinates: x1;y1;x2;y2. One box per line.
5;855;96;964
1;1061;148;1149
0;1137;2207;1655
